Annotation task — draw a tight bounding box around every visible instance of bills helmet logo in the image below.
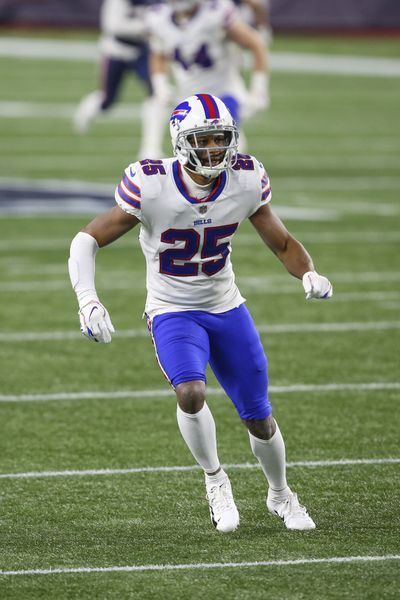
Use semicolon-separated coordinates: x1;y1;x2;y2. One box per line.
170;101;192;128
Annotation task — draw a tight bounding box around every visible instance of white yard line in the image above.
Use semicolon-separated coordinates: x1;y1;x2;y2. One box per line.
0;38;98;61
0;457;398;481
240;271;400;284
1;232;400;259
1;176;400;195
0;382;399;404
1;277;400;295
0;176;113;195
271;52;400;77
1;233;400;252
0;321;399;343
0;554;399;576
3;253;400;278
0;101;142;120
1;37;400;76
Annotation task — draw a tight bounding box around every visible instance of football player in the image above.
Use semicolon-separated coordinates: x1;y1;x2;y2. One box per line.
234;0;273;49
234;0;271;33
141;0;270;156
73;0;160;156
69;94;332;533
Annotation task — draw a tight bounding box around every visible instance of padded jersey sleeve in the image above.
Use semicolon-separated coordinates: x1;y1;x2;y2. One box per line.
146;5;169;54
101;0;146;38
114;162;142;220
248;158;272;217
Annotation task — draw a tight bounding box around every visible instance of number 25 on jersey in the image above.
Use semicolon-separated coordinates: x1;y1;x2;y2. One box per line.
159;223;238;277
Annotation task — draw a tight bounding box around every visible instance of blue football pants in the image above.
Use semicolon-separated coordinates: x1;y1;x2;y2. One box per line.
150;304;272;420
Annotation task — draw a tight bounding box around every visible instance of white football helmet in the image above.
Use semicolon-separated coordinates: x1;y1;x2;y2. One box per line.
170;94;239;178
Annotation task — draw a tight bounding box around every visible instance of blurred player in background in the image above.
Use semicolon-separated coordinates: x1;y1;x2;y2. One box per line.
234;0;272;42
141;0;270;157
69;93;332;534
73;0;160;157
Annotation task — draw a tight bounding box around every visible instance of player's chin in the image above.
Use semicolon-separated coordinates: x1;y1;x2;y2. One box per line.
208;156;224;166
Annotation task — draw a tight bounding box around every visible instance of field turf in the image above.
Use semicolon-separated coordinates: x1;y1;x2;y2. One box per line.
0;32;399;599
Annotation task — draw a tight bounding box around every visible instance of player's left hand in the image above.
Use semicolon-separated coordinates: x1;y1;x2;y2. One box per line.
302;271;333;300
246;93;270;117
78;300;115;343
152;73;172;104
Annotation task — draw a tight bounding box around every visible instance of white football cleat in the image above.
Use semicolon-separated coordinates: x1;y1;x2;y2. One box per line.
206;476;239;533
267;492;316;530
73;90;103;134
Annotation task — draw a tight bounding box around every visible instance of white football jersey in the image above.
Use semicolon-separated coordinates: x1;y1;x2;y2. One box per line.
114;155;272;318
100;0;148;61
146;0;247;101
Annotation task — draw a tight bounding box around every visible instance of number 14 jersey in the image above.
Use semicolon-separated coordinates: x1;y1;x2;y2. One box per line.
114;156;271;318
146;0;246;101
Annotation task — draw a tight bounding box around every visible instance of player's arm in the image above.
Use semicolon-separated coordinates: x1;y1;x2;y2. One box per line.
249;203;313;278
226;17;270;113
150;50;169;77
244;0;270;31
83;205;139;247
249;203;333;299
148;50;172;104
227;18;267;71
68;207;139;343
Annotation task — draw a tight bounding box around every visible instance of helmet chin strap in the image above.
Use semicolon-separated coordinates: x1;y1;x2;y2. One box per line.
186;147;226;178
184;163;220;180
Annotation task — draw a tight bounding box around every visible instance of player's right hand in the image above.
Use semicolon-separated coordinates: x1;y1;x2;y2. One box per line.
78;300;115;343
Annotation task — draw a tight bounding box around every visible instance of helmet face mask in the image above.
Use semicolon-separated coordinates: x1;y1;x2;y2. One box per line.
170;95;239;178
179;126;237;176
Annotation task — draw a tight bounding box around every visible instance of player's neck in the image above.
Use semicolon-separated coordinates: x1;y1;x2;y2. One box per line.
183;166;217;188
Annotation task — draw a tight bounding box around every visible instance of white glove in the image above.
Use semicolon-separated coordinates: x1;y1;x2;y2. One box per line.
302;271;333;300
244;72;270;119
78;300;115;343
151;72;172;104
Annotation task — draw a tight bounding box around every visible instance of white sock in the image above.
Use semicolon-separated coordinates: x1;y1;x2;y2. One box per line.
176;403;220;474
248;422;290;502
73;90;102;134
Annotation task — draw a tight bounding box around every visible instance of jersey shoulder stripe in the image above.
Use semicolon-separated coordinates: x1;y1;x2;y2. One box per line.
261;175;272;203
117;183;141;209
115;163;143;213
262;186;272;202
123;172;141;197
261;169;271;201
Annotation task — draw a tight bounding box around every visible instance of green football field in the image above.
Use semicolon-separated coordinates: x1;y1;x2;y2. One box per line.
0;31;399;598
